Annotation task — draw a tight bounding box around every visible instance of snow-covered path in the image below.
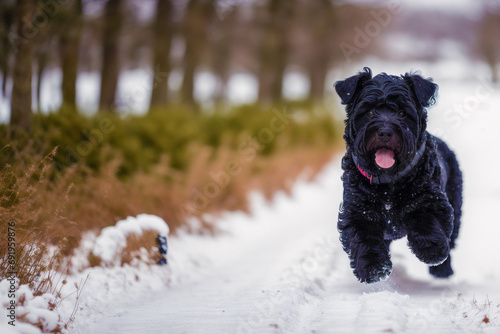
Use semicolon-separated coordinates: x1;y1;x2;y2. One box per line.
75;79;500;334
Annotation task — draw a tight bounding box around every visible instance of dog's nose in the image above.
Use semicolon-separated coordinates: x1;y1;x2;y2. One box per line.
378;128;393;142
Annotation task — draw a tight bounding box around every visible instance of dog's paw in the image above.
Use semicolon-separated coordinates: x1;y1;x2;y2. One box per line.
407;230;450;266
429;256;454;278
354;257;392;284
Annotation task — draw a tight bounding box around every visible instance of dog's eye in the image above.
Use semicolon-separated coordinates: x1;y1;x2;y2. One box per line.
366;111;374;118
398;111;406;118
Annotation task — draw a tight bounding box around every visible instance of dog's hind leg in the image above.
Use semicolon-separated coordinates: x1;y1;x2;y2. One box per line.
431;139;463;278
435;138;463;249
445;150;463;250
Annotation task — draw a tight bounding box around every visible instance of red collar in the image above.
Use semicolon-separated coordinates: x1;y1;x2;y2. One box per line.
357;165;373;184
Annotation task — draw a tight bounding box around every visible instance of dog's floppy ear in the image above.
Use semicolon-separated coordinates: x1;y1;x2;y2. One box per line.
403;72;438;108
335;67;372;105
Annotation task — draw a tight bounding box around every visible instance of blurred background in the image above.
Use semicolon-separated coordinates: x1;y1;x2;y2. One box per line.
1;0;500;273
2;0;499;117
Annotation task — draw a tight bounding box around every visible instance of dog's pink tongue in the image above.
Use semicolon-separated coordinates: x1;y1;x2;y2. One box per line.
375;148;395;169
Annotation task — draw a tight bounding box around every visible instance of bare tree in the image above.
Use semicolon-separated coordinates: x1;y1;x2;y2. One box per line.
477;9;500;83
99;0;124;112
257;0;294;105
59;0;83;110
10;0;35;133
34;33;50;112
305;0;335;101
210;6;237;104
149;0;173;111
32;2;57;112
181;0;215;108
0;3;15;97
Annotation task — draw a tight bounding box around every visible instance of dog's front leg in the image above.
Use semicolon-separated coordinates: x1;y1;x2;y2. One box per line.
405;197;454;266
338;199;392;283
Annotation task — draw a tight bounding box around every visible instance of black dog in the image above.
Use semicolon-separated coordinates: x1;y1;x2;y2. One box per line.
335;67;462;283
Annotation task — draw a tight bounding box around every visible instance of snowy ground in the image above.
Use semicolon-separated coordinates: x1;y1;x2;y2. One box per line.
56;77;500;333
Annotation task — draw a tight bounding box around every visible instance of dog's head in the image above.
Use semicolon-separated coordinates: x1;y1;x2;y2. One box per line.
335;67;438;177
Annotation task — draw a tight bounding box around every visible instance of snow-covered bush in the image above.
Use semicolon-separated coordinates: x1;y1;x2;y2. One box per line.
0;278;62;334
89;214;169;267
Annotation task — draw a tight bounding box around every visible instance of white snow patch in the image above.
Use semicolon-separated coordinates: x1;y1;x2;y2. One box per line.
283;71;310;100
0;279;62;334
1;214;171;334
76;72;100;115
226;72;258;105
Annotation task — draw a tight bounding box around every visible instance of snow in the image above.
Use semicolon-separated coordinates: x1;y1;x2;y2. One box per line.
76;72;100;115
283;71;310;100
18;290;60;332
0;279;61;334
226;73;259;105
1;214;170;334
57;264;171;330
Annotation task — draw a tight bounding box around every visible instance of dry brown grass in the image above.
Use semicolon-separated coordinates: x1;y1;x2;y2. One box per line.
0;148;69;291
39;143;337;244
1;141;337;280
77;145;337;267
120;230;162;266
85;230;161;267
246;146;337;200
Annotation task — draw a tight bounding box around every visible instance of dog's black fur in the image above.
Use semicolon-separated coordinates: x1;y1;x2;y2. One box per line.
335;67;463;283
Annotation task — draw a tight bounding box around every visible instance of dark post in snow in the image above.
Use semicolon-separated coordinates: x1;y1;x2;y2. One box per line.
157;234;168;265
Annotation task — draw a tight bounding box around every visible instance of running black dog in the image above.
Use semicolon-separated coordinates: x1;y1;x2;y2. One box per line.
335;67;462;283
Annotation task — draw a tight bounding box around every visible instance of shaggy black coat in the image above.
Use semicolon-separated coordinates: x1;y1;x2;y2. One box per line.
335;68;463;283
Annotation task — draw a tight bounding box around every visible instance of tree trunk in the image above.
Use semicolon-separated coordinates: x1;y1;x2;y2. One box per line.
211;8;236;105
489;60;498;84
60;0;83;111
36;50;48;112
99;0;123;112
301;0;337;102
181;0;215;109
0;5;15;97
181;51;197;106
308;60;328;101
149;0;173;111
307;0;333;101
10;0;35;133
477;11;500;84
258;0;292;105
